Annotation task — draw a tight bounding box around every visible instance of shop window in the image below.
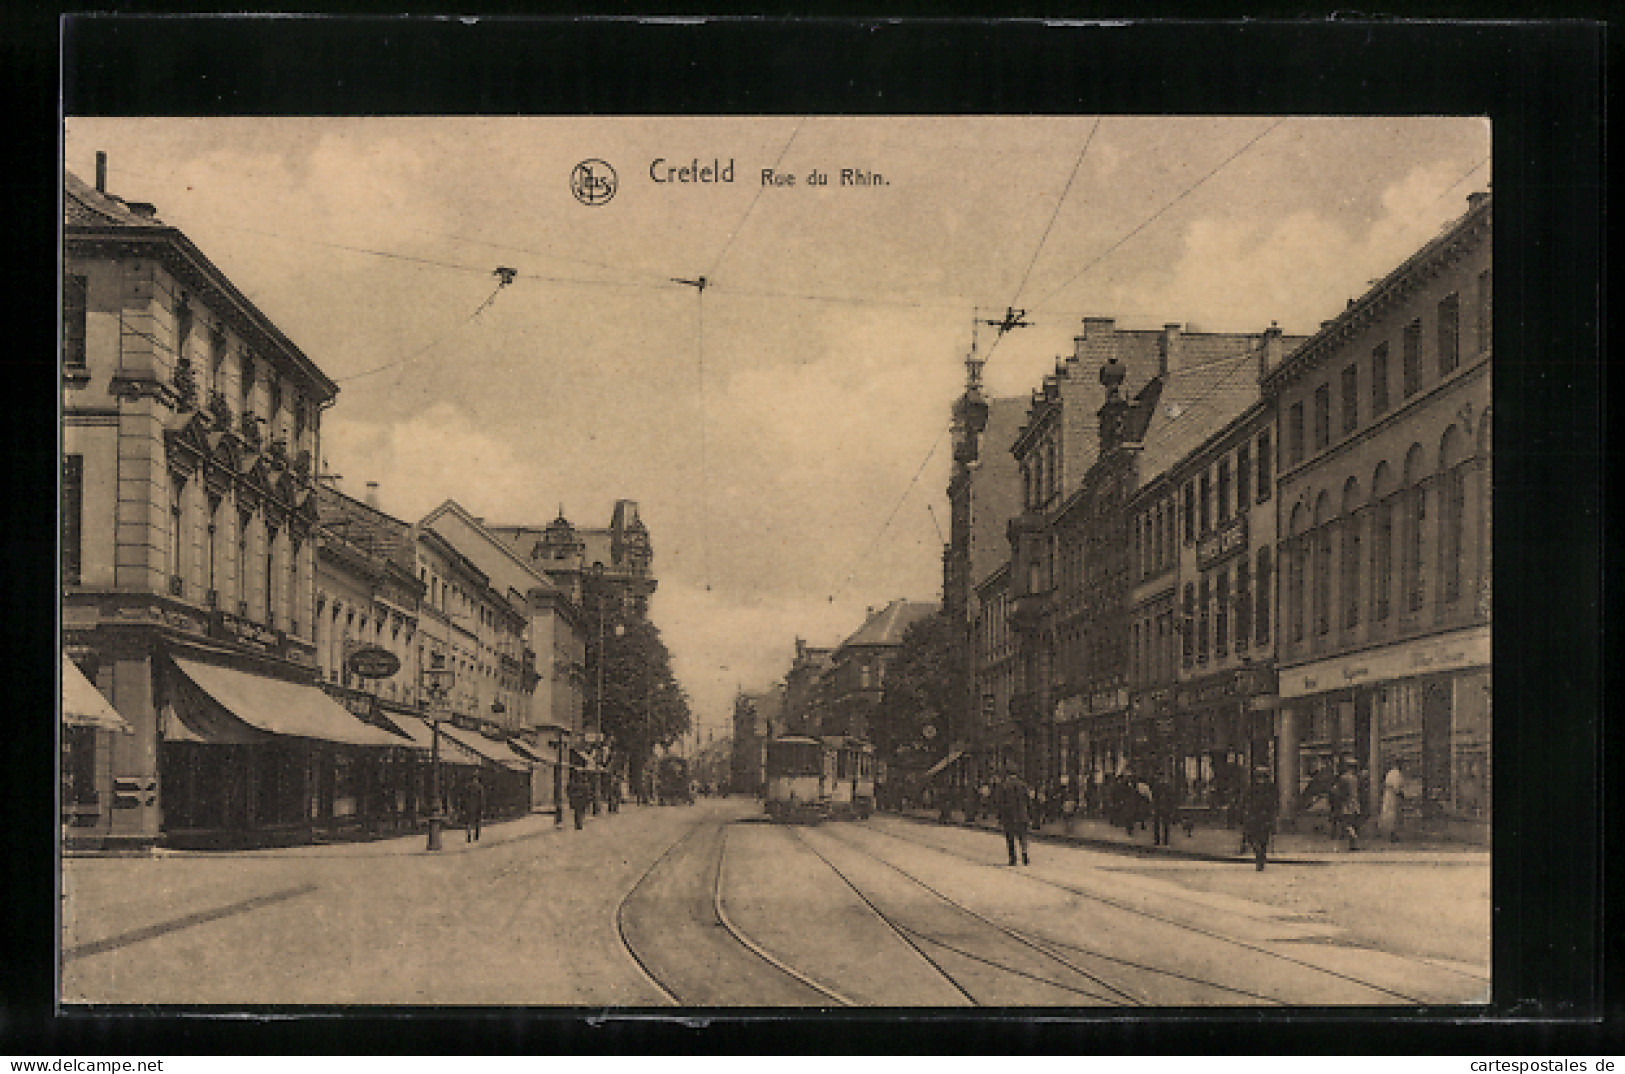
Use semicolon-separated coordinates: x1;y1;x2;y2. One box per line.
1257;431;1272;500
64;274;88;369
62;724;98;808
1402;319;1422;398
1371;342;1390;416
1313;384;1331;451
62;455;83;585
1437;293;1460;376
1236;445;1251;512
1255;547;1272;645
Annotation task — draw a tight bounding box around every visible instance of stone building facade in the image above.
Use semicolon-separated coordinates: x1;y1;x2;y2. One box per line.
1266;193;1492;838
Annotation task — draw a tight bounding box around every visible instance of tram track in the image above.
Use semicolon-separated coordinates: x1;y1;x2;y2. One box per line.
613;816;851;1006
851;820;1458;1004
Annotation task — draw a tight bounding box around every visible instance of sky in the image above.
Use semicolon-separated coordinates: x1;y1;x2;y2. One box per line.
62;116;1490;740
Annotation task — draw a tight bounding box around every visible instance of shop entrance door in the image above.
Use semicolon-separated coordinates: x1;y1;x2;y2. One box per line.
1421;680;1454;815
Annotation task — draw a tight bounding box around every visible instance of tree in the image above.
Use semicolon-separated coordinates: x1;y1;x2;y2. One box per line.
582;574;691;791
873;611;962;770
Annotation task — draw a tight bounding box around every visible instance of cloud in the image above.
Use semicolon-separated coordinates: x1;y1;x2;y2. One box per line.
322;402;542;523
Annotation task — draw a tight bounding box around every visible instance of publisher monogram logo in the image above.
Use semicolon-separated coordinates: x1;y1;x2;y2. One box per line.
571;159;617;206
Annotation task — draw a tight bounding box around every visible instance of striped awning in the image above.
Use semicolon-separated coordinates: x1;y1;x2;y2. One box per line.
62;654;132;734
922;750;965;780
165;657;410;748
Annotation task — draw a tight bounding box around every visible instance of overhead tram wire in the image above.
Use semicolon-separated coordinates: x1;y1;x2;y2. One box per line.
336;269;517;384
828;429;946;604
1028;117;1287;315
677;119;806;594
823;124;1100;605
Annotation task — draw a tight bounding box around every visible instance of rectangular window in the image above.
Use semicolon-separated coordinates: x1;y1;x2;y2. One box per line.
1343;514;1362;630
1183;483;1195;544
1217;459;1232;524
1477;269;1492;354
1182;583;1195;667
1288;403;1305;466
1402;319;1423;398
1256;547;1272;645
62;455;83;585
1236;559;1252;647
1215;569;1230;658
1438;292;1460;375
64;274;88;369
1313;384;1331;451
1341;363;1359;435
1236;444;1250;512
1374;500;1393;622
1371;343;1390;416
1257;432;1272;501
1197;576;1211;662
1199;472;1212;534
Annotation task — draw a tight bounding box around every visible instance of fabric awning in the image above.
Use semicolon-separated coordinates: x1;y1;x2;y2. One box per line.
62;654;133;734
507;738;557;765
569;747;607;774
439;723;532;772
167;657;411;748
923;749;965;780
386;714;482;767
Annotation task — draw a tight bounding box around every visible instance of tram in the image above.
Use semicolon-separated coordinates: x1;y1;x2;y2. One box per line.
762;734;876;822
656;755;694;805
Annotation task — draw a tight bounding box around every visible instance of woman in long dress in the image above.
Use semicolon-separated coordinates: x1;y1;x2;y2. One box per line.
1378;761;1405;840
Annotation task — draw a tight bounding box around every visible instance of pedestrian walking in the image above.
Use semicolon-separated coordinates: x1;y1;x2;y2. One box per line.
1149;770;1177;847
1328;757;1363;851
1378;759;1407;841
995;769;1032;866
568;774;591;830
463;773;486;843
1240;766;1278;870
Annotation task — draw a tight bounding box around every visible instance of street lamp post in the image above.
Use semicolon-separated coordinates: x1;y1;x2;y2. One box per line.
422;655;454;852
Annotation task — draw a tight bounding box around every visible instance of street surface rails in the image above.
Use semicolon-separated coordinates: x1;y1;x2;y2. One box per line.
63;798;1488;1006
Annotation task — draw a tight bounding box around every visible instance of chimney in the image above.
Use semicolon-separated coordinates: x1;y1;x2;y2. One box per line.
1074;317;1118;370
1467;190;1489;210
1159;323;1182;375
95;151;107;193
364;481;380;509
1260;322;1283;381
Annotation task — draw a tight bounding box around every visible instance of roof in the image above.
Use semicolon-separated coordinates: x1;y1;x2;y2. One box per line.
64;169;339;401
841;599;939;649
1133;351;1265;481
64;170;165;227
317;484;416;571
419;499;566;609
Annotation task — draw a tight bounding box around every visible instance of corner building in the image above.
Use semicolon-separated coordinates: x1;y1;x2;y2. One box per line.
1265;193;1491;839
61;168;408;849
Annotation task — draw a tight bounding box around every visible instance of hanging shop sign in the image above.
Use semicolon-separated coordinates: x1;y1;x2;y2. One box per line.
347;645;401;680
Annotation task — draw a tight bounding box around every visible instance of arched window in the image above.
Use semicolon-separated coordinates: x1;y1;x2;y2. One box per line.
1438;425;1469;607
264;524;279;628
237;510;253;614
1371;462;1395;623
1402;444;1428;615
169;477;186;594
1341;477;1364;631
1313;491;1332;637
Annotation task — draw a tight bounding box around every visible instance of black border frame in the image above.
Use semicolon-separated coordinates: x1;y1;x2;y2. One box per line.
7;13;1611;1054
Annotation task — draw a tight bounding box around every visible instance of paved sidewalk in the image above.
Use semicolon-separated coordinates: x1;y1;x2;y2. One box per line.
898;808;1488;865
142;802;659;859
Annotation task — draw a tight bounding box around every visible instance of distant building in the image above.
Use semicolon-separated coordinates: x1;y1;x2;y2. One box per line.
489;499;655;615
818;599;939;740
783;638;834;734
730;684;786;795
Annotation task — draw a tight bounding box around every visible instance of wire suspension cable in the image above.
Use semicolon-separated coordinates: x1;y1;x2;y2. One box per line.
829;429;945;603
1010;117;1102;307
337;277;510;383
